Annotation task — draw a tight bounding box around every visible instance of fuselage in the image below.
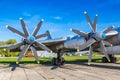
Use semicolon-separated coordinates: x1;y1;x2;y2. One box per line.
64;35;86;49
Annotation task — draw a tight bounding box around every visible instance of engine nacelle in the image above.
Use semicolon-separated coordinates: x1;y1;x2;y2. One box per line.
64;37;86;49
94;33;106;40
106;46;120;55
105;30;119;45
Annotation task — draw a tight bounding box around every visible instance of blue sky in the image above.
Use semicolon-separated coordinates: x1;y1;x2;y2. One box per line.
0;0;120;41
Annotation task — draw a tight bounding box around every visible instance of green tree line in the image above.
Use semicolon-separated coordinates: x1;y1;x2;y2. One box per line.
0;39;19;57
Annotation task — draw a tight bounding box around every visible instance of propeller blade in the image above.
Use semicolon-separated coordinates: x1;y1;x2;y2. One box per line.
6;42;23;50
35;32;48;40
20;18;29;37
79;38;96;50
35;41;51;52
70;28;88;38
6;25;26;38
88;45;93;65
103;26;114;33
30;46;39;62
17;44;30;62
84;11;95;33
93;14;98;32
32;19;44;36
100;41;110;61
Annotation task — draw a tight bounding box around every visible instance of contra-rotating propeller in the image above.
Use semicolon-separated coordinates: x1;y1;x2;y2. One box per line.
6;18;52;64
71;12;117;65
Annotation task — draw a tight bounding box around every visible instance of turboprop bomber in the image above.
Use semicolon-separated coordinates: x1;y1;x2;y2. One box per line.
1;12;119;66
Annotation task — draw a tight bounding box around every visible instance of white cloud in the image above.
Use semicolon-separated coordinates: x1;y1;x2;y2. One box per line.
53;16;62;20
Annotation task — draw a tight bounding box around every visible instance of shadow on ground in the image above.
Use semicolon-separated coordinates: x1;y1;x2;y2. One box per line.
0;58;120;71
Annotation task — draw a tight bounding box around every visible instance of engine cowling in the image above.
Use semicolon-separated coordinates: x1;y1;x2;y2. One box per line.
106;34;120;45
64;37;86;49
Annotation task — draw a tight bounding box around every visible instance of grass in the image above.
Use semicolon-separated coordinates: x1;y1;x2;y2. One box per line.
0;57;53;64
64;55;102;63
0;55;120;64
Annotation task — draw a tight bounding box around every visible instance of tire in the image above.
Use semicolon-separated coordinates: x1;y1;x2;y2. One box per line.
110;57;117;63
61;57;65;65
52;58;57;65
102;57;108;63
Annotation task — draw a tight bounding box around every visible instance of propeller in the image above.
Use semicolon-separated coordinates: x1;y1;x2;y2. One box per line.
6;18;52;64
71;12;117;65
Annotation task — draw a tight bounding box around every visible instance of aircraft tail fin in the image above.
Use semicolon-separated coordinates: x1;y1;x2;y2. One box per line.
46;30;52;40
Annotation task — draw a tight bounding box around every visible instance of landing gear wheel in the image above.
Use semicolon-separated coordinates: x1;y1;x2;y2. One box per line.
102;55;117;63
110;56;116;63
52;57;65;66
52;58;57;65
57;57;65;66
109;54;117;63
102;57;108;63
61;57;65;65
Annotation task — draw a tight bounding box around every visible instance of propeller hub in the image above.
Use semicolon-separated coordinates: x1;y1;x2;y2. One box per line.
88;32;106;40
101;33;106;39
29;36;35;42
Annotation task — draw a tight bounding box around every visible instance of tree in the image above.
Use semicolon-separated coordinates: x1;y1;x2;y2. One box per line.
6;39;17;44
0;39;17;57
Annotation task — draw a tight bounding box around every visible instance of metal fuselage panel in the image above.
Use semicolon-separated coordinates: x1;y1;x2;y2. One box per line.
106;46;120;54
107;27;120;45
107;35;120;45
64;36;86;49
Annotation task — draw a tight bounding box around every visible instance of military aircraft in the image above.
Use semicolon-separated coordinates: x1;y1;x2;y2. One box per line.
1;12;119;66
70;12;119;64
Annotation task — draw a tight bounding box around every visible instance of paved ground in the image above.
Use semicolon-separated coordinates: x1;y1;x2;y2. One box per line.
0;62;120;80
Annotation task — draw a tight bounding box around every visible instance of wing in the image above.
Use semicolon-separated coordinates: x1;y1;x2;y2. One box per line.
0;43;22;52
36;38;67;52
41;38;66;45
0;38;67;52
0;45;10;49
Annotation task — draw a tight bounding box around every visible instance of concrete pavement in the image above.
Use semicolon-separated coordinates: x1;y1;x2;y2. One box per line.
0;63;120;80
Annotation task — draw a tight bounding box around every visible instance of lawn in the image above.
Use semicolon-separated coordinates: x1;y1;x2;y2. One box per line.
0;55;120;64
